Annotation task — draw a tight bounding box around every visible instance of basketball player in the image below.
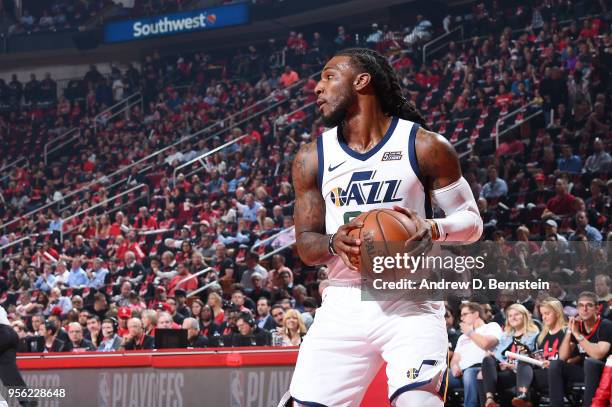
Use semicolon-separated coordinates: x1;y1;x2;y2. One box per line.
0;305;35;406
285;48;483;407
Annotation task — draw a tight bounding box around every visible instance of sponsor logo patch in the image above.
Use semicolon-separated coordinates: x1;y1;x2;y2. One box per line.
382;151;402;161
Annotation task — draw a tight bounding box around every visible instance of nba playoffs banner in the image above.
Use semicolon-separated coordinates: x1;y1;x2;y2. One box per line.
2;366;293;407
104;3;250;43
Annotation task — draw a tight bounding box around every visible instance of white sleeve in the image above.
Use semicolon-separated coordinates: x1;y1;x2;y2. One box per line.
431;177;483;243
0;306;9;326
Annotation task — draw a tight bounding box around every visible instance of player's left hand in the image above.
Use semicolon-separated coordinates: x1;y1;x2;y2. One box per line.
391;205;433;257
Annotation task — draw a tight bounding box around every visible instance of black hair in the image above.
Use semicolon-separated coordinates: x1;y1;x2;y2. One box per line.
334;47;428;129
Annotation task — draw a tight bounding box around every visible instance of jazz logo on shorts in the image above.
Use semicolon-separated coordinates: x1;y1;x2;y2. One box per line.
406;367;420;381
406;360;441;381
329;171;403;207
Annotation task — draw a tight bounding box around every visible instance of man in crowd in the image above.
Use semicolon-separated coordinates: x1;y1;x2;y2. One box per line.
67;258;88;288
121;318;154;350
64;322;95;352
232;313;271;346
182;318;208;348
240;252;268;291
85;315;102;348
270;305;285;332
255;297;277;331
551;291;612;407
449;302;502;407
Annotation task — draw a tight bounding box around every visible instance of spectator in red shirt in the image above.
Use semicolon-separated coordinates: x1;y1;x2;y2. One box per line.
133;207;158;231
494;84;513;108
207;292;226;325
279;65;299;88
168;263;198;297
543;177;577;218
109;211;125;237
287;100;306;124
116;306;132;337
579;19;598;39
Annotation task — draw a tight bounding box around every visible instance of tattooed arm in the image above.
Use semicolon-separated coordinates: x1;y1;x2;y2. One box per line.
292;142;361;269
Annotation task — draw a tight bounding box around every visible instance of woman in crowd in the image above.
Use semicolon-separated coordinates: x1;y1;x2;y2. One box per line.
512;298;567;406
207;292;225;325
190;299;204;320
483;303;540;407
281;309;306;346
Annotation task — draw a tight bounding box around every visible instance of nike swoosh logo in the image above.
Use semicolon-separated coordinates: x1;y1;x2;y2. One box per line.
328;161;346;172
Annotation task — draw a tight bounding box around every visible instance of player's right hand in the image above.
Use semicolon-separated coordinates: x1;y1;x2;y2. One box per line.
332;221;364;271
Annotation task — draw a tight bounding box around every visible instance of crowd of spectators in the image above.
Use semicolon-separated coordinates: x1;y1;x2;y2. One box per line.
0;0;610;404
0;0;113;35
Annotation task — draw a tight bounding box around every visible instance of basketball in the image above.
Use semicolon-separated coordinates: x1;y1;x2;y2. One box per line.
347;209;423;273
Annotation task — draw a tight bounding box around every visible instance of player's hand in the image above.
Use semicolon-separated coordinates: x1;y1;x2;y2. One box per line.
391;206;433;257
332;220;364;271
541;360;550;369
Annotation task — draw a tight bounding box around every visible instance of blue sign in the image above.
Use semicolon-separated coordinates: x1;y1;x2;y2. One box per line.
104;3;250;43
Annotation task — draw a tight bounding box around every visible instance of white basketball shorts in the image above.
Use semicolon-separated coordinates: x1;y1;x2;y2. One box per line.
289;283;449;407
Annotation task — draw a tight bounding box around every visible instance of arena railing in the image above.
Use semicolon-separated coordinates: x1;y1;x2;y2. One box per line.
0;71;319;236
494;101;542;149
43;127;81;165
172;89;316;183
272;101;316;140
93;92;143;133
260;241;295;261
0;156;28;184
175;266;213;293
0;231;51;253
172;134;248;184
422;26;463;64
59;183;149;241
97;70;320;188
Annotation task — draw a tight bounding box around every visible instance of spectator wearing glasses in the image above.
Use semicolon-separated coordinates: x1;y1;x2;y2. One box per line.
98;318;121;352
64;322;95;352
121;318;154;350
549;291;612;407
449;302;502;407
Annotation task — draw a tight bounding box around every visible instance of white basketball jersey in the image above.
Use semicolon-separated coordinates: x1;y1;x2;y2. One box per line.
317;117;432;280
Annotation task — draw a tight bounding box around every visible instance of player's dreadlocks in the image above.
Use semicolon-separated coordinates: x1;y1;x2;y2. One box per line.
335;47;428;129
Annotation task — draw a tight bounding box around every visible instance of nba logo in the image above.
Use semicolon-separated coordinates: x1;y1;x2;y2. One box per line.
229;371;245;407
98;372;111;407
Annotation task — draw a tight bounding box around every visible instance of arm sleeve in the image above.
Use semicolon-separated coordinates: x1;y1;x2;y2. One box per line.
431;177;483;243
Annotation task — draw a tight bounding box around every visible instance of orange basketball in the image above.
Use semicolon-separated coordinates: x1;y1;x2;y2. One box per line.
347;209;422;273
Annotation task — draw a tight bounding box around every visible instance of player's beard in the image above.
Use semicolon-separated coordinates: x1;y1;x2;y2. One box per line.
321;90;356;128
